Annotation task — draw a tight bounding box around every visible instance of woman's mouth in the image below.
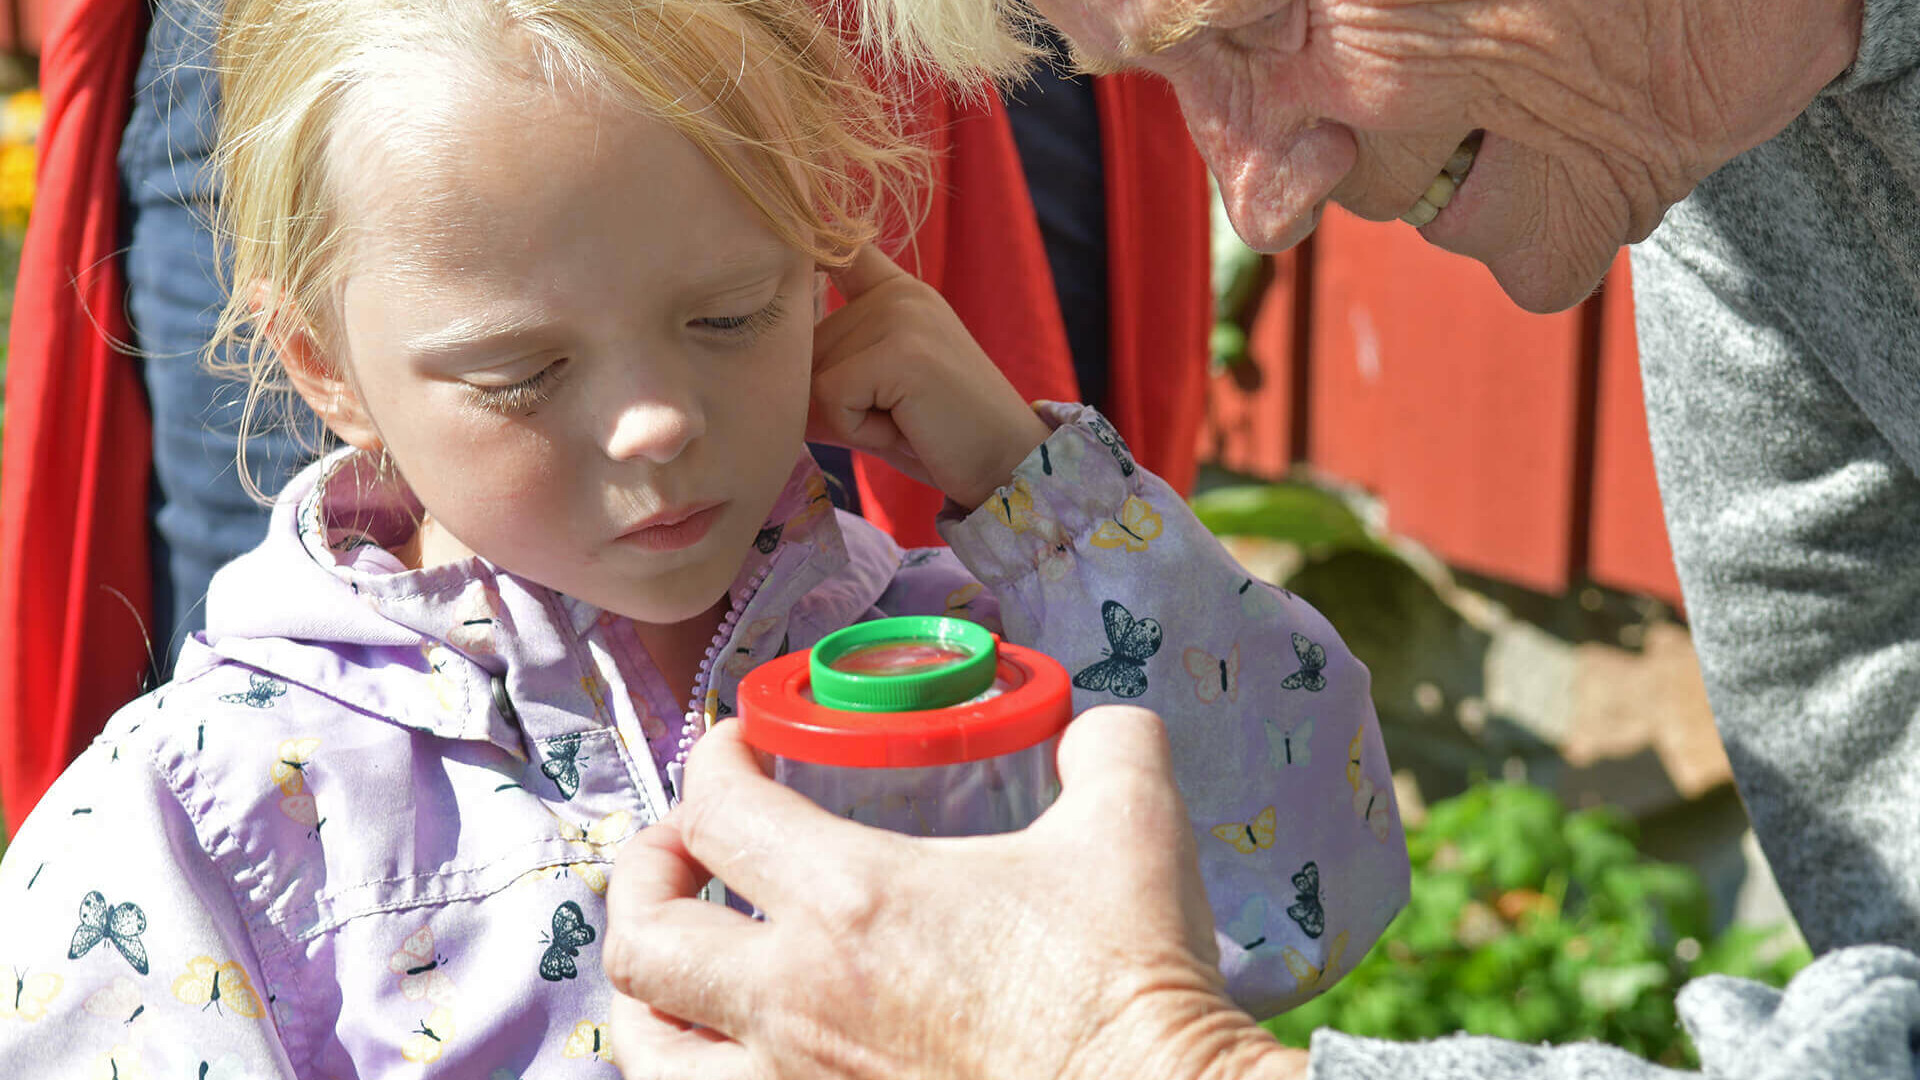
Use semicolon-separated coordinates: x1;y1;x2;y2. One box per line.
1400;131;1483;227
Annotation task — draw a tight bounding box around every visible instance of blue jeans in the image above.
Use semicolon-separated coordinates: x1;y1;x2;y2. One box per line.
120;5;304;673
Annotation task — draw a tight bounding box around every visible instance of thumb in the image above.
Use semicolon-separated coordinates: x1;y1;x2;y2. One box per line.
827;244;908;302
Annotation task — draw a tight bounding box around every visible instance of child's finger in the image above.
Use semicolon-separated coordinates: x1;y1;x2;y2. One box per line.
824;244;908;303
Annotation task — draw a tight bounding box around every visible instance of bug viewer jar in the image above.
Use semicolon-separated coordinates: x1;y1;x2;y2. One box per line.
737;617;1072;836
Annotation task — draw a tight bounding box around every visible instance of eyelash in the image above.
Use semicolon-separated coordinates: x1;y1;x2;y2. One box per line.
465;298;787;415
696;297;786;337
468;360;567;415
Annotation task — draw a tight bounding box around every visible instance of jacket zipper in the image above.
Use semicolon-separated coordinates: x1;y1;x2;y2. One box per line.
664;560;776;806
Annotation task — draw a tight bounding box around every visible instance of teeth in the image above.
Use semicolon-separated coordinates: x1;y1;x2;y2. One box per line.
1402;132;1481;228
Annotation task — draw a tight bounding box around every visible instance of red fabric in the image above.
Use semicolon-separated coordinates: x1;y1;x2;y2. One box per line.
854;74;1211;545
0;0;152;837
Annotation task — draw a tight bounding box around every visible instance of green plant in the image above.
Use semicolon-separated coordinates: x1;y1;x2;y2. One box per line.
1263;782;1810;1066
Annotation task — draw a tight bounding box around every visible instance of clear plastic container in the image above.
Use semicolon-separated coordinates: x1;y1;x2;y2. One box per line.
737;617;1071;837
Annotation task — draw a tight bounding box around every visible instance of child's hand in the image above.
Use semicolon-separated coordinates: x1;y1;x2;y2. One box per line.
809;246;1053;510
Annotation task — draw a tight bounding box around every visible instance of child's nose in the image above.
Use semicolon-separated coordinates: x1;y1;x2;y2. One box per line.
604;392;706;464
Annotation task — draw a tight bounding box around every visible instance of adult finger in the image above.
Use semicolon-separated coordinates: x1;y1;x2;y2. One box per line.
612;990;758;1080
672;720;889;912
605;818;775;1034
1051;704;1178;799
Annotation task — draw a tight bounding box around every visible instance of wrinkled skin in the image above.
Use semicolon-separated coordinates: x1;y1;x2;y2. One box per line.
605;709;1309;1080
1036;0;1861;312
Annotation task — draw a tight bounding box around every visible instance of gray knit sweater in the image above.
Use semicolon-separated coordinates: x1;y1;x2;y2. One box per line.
1312;0;1920;1074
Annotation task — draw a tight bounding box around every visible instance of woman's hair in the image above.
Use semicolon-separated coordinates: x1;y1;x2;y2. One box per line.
209;0;933;497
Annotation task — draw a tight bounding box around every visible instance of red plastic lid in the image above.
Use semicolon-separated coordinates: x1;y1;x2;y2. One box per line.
738;641;1073;768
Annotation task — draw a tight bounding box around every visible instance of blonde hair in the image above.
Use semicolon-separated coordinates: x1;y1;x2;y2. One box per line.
209;0;930;497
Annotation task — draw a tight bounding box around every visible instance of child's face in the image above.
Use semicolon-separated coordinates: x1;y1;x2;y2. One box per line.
321;69;816;624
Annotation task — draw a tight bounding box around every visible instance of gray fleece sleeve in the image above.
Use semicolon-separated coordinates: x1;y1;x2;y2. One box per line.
1304;946;1920;1080
1827;0;1920;93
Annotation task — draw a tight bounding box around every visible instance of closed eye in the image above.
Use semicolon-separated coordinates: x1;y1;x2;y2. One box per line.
467;359;568;415
693;297;786;339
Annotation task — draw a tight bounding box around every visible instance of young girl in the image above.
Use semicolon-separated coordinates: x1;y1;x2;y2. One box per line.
0;0;1407;1072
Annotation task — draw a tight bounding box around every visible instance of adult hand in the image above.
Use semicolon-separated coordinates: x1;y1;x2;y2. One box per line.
1034;0;1861;312
604;706;1309;1080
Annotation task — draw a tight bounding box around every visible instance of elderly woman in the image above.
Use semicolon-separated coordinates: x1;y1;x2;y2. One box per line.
610;0;1920;1076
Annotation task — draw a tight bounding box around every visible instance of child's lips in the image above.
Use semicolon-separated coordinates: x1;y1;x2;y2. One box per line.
618;501;726;552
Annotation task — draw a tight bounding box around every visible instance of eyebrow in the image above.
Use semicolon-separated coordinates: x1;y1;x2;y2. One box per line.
403;308;554;361
1074;0;1219;72
401;249;795;360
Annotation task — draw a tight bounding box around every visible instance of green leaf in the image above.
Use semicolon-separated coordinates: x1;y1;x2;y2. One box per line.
1189;484;1380;554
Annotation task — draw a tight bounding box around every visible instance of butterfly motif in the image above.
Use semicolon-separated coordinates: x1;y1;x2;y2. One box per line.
790;473;833;529
423;644;463;712
447;582;503;655
564;1019;616;1062
219;673;286;709
490;1071;521;1080
197;1056;250;1080
171;957;264;1018
1225;895;1270;953
92;1043;144;1080
1037;437;1084;485
945;583;985;619
1090;496;1163;554
1210;806;1277;854
1072;600;1163;699
541;733;586;800
1;966;63;1022
899;548;941;570
83;976;148;1037
1347;729;1364;791
754;523;785;554
1263;718;1313;770
269;738;320;797
539;901;598;982
536;810;635;895
1286;862;1326;939
1283;930;1349;996
402;1006;457;1063
987;477;1044;534
1353;777;1392;842
390;926;456;1007
1279;632;1328;692
1182;644;1240;705
1083;416;1136;476
1238;577;1285;620
1037;537;1077;582
68;892;149;975
279;791;323;838
723;617;784;680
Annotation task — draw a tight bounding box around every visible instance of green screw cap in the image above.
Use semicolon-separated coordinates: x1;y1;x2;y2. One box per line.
809;616;997;712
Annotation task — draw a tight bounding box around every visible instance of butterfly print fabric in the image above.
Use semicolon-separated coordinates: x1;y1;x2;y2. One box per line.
0;403;1405;1073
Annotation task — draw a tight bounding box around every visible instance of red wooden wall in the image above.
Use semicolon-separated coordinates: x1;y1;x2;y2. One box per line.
1202;208;1683;608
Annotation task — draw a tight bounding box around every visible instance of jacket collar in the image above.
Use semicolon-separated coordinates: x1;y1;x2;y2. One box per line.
189;448;898;753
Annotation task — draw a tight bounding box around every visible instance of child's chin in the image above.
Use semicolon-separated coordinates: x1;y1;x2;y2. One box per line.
593;571;735;627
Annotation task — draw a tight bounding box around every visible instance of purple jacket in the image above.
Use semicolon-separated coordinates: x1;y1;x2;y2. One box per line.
0;403;1408;1076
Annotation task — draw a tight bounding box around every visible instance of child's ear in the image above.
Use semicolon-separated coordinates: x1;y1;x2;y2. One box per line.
256;282;383;454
